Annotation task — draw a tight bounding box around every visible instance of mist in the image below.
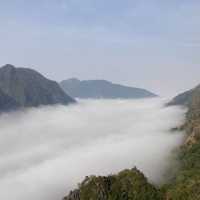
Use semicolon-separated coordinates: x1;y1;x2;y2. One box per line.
0;98;185;200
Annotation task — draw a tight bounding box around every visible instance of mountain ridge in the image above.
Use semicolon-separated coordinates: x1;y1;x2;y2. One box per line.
60;78;157;99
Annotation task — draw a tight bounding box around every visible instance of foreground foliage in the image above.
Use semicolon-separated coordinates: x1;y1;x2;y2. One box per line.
64;168;163;200
165;142;200;200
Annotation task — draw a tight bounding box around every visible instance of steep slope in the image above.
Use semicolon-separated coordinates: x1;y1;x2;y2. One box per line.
166;84;200;199
0;64;75;108
167;84;200;106
63;168;163;200
60;78;157;99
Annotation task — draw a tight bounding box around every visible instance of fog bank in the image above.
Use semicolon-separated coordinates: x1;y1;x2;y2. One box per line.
0;99;185;200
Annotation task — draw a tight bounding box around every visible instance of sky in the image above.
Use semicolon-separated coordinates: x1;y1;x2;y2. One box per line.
0;0;200;96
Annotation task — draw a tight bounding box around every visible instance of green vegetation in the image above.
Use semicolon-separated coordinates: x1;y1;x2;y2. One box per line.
165;142;200;200
64;168;163;200
165;85;200;199
64;139;200;200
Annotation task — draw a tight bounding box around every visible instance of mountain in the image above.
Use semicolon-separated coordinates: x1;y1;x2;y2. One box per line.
0;88;19;111
60;78;157;99
0;64;75;110
166;84;200;199
167;88;197;107
63;168;163;200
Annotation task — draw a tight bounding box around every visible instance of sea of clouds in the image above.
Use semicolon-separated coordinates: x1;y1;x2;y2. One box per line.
0;98;186;200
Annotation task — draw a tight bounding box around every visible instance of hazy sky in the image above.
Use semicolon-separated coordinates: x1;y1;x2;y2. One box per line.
0;0;200;96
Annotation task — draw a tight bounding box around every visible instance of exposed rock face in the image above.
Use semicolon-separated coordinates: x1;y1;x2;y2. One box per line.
184;128;200;146
0;64;75;110
60;78;157;99
63;168;163;200
168;83;200;148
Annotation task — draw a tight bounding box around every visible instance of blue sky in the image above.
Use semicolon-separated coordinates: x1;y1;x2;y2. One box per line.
0;0;200;96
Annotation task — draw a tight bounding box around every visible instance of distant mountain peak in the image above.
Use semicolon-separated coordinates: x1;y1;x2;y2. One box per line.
1;64;16;71
66;78;81;83
60;78;157;99
2;64;15;68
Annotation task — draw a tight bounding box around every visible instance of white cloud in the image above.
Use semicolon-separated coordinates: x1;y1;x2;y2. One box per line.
0;99;185;200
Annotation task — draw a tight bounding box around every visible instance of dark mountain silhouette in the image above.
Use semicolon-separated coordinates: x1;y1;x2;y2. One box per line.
0;64;75;111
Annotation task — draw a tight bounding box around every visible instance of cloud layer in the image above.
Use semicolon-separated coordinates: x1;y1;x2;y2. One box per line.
0;99;185;200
